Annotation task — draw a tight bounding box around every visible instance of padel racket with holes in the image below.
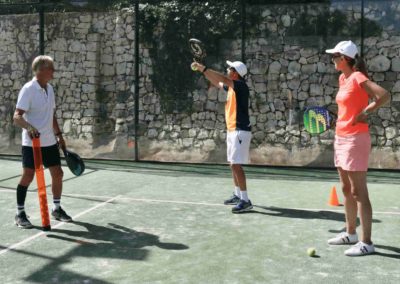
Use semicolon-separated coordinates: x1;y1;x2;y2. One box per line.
32;138;51;231
189;38;206;63
303;106;334;134
61;147;85;176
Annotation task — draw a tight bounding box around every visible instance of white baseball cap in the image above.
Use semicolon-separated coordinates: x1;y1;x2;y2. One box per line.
325;40;359;59
226;60;247;77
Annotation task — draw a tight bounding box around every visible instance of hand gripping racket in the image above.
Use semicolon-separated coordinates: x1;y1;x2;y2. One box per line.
32;138;51;231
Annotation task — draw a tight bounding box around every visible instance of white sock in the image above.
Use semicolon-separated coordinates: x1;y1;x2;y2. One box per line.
240;190;249;202
17;206;25;215
53;198;61;210
234;186;240;197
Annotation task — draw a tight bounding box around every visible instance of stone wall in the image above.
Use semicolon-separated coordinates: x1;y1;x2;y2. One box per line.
0;14;39;153
0;10;138;159
137;0;400;168
0;1;399;168
243;0;400;167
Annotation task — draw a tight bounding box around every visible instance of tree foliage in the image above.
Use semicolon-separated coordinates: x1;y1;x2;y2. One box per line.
139;0;241;113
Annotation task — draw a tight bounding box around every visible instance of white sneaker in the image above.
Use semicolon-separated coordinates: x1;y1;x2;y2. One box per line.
328;232;358;245
345;241;375;256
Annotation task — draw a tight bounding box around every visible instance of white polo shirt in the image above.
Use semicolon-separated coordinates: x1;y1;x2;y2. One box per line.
16;78;57;147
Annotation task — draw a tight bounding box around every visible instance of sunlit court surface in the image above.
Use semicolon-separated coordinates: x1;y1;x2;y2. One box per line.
0;157;399;283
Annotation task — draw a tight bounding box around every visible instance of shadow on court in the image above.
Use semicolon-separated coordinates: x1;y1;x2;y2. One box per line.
82;159;400;184
2;155;400;184
20;221;188;283
375;244;400;260
84;161;341;181
251;205;382;223
62;194;119;204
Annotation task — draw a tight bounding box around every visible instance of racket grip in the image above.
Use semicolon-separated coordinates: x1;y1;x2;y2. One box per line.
37;168;51;231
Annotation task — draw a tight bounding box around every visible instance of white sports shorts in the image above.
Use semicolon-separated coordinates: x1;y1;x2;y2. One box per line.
226;130;252;164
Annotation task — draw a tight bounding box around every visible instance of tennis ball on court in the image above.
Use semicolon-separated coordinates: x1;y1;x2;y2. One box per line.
307;247;316;257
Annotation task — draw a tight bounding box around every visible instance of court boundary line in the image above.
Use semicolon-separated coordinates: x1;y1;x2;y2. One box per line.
0;195;120;256
1;190;399;216
0;175;21;183
0;169;97;192
61;193;400;216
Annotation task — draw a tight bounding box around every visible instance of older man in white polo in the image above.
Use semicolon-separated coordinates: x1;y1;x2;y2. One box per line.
13;55;72;228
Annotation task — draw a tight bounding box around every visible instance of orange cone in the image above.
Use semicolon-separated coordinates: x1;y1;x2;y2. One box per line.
328;186;341;206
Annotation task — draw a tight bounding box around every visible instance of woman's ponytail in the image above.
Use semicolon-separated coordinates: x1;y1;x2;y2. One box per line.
347;54;369;78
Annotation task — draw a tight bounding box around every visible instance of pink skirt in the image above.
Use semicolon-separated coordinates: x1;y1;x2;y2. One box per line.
334;132;371;172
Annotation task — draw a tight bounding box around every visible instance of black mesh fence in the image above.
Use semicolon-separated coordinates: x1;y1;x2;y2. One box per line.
0;0;398;168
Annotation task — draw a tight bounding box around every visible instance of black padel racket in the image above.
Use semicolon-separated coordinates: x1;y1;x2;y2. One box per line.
189;38;206;63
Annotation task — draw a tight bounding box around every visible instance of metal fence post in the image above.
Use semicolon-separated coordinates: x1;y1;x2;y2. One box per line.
134;0;140;161
360;0;364;56
39;0;45;55
241;0;246;63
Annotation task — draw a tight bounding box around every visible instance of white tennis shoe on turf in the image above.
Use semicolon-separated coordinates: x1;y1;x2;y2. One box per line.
344;241;375;256
328;232;358;245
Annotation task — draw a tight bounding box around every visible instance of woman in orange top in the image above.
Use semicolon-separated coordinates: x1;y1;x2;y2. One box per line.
326;41;390;256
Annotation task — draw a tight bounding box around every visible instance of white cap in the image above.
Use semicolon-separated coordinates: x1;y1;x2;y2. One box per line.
325;40;359;59
226;60;247;77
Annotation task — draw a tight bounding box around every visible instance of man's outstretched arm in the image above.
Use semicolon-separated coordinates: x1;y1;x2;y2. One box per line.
191;62;234;89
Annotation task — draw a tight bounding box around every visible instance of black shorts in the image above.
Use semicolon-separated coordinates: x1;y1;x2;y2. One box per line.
22;144;61;169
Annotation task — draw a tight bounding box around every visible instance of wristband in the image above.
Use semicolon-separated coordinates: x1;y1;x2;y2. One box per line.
202;66;208;73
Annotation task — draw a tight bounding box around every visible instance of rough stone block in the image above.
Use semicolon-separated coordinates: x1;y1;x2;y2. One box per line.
369;55;391;72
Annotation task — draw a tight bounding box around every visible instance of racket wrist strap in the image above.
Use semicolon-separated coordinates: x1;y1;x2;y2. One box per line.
362;109;370;116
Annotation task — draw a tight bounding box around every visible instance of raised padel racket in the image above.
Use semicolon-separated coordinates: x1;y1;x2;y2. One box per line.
189;38;206;63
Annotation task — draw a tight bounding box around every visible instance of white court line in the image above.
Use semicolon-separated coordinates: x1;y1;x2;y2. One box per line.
62;193;400;216
122;198;400;215
61;193;225;206
0;195;120;256
118;197;226;207
2;190;400;216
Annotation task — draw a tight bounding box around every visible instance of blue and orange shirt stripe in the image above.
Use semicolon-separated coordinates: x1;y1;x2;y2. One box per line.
224;79;251;132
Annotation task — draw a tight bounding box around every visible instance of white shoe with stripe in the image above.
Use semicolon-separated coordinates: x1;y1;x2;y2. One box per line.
345;241;375;256
328;232;358;245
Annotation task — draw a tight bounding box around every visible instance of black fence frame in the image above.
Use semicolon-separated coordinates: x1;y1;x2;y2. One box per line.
0;0;371;162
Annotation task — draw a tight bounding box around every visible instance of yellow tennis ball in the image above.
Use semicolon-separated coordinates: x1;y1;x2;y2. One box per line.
191;65;197;71
307;248;316;257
